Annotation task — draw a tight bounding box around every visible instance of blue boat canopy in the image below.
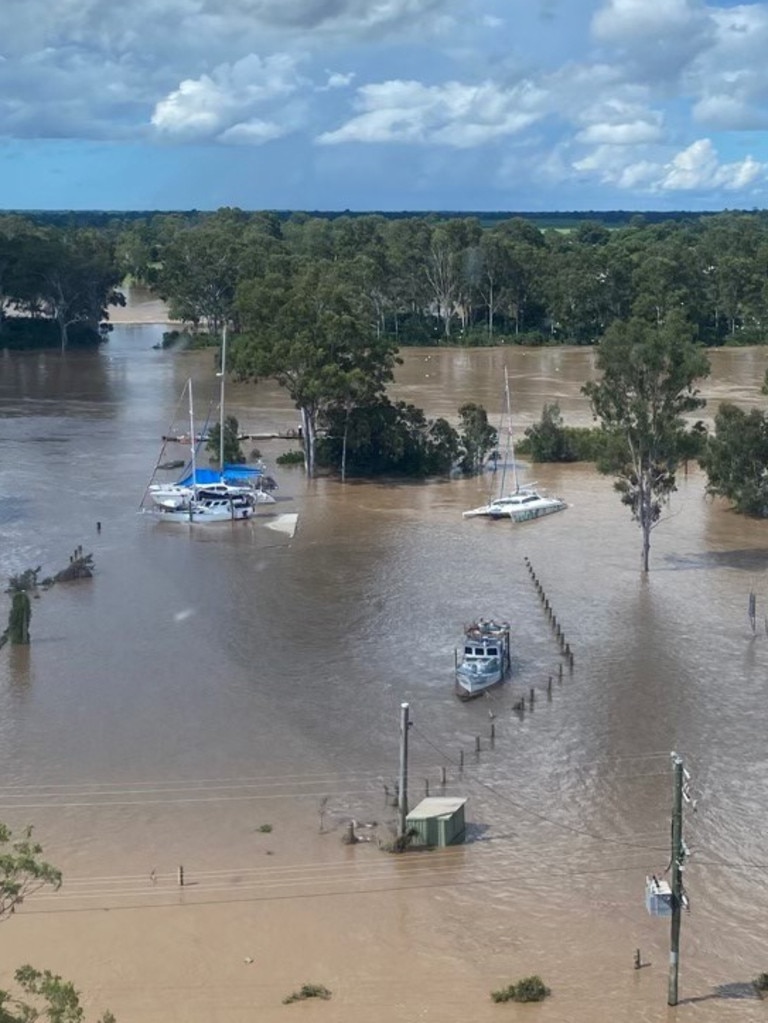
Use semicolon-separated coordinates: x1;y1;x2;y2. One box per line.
178;464;263;487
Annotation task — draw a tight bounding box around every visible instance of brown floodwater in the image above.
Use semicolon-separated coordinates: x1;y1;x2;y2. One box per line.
1;309;768;1022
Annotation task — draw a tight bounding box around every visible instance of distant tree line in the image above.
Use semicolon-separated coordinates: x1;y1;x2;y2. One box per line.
0;216;123;350
101;207;768;348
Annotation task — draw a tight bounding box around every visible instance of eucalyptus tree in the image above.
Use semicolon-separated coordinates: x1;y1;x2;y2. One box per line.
583;315;710;572
155;208;251;332
458;403;497;474
0;823;115;1022
700;404;768;516
384;217;432;341
232;261;399;477
22;228;123;349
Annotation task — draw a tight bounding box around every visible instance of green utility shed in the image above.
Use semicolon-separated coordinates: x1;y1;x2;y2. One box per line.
406;797;467;848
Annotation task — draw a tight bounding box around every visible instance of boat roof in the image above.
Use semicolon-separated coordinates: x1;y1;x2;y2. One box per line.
178;464;263;486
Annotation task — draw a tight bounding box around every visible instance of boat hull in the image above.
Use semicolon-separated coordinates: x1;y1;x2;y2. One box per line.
455;619;511;700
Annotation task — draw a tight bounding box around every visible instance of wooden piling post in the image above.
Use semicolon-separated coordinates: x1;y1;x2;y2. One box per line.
529;687;535;708
475;735;481;754
459;750;464;770
559;662;563;681
569;651;574;670
490;721;496;743
177;865;184;887
547;676;553;699
425;779;430;797
440;766;447;786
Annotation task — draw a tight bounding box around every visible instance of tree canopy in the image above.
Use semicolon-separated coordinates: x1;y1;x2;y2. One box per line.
583;315;710;572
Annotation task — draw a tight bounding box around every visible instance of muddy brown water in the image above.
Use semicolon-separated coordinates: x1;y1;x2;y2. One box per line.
1;306;768;1021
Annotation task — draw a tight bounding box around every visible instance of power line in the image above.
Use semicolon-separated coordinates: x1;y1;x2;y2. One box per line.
411;723;668;851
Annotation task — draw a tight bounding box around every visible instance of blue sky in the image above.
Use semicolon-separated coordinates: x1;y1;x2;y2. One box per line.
1;0;767;211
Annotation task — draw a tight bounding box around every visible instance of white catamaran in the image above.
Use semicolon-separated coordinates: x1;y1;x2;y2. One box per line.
463;368;566;523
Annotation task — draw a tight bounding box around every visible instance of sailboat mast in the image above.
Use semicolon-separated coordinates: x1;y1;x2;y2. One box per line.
499;367;512;497
188;378;197;488
506;367;519;493
219;324;227;476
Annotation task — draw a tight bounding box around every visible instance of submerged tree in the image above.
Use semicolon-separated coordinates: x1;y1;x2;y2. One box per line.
700;403;768;516
457;403;497;475
523;402;579;463
8;591;31;645
583;315;710;572
206;415;244;466
233;263;399;477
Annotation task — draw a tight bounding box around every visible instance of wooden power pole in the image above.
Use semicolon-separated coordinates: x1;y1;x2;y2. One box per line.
668;753;685;1006
398;702;410;841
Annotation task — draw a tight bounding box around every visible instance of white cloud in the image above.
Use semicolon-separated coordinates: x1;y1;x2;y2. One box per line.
318;70;355;91
577;120;664;145
591;0;715;79
574;136;765;194
218;119;286;144
151;53;301;141
659;138;763;191
317;78;545;146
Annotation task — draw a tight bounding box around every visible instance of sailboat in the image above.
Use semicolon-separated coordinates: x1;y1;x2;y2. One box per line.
462;368;566;522
144;327;276;522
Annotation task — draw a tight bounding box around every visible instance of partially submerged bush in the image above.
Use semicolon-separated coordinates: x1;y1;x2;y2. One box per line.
754;973;768;991
283;984;331;1004
276;450;304;466
491;975;550;1004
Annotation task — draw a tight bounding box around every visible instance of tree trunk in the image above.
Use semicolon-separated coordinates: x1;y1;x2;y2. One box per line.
341;412;349;483
640;480;652;573
9;591;31;644
300;406;316;478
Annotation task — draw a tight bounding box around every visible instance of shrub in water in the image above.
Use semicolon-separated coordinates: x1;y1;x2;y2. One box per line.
283;983;331;1004
276;450;305;466
754;973;768;991
491;976;550;1004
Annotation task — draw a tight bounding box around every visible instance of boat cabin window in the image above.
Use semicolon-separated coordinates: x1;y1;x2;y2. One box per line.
487;647;498;656
464;646;474;655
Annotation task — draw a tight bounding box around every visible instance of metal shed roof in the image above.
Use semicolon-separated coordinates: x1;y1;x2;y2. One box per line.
406;797;467;820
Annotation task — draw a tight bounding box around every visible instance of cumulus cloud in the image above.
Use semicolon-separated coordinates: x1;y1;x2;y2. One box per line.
151;53;302;142
317;78;545;147
660;138;763;191
318;70;355;91
574;137;765;194
592;0;715;79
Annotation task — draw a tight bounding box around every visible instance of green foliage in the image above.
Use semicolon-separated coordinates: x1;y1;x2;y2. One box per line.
490;976;550;1004
583;315;710;571
318;398;460;477
8;592;31;645
523;403;578;462
282;984;331;1004
205;415;245;466
257;824;273;833
6;568;41;594
700;403;768;516
0;823;113;1023
276;450;305;466
458;403;497;475
0;967;115;1023
754;973;768;991
0;823;62;920
232;261;400;477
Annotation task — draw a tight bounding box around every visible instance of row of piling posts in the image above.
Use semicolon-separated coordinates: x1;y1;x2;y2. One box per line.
524;557;575;671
